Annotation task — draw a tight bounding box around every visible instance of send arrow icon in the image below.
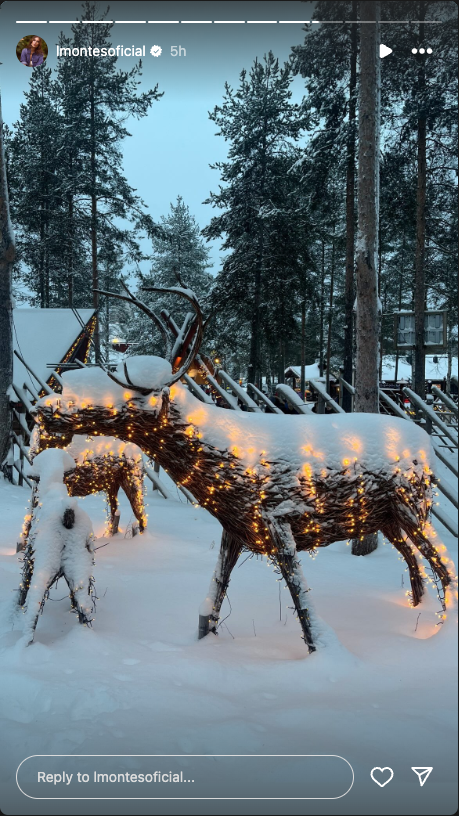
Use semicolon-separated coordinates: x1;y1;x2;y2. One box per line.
412;767;433;787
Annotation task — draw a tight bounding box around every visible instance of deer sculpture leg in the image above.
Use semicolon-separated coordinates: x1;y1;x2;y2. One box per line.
17;482;39;553
198;529;242;639
17;538;35;608
22;570;64;646
382;524;425;606
267;519;316;653
391;506;451;596
63;573;95;625
120;471;146;532
404;525;451;596
106;482;120;535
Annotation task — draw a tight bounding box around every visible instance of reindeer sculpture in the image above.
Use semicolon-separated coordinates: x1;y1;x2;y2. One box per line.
24;427;147;541
33;283;454;652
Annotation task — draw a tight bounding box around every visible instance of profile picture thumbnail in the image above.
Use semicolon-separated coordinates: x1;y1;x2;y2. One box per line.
16;34;48;68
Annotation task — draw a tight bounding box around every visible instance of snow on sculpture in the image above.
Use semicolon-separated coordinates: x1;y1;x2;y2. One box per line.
17;448;96;645
33;283;456;653
25;426;146;538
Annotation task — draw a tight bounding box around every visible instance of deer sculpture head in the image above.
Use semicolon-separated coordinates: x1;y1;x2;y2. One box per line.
33;282;455;653
34;280;206;462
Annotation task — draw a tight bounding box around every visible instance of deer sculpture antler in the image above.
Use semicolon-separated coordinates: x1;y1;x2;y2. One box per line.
94;280;203;394
140;284;203;386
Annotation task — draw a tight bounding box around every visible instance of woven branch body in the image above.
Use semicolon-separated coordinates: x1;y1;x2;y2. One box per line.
35;384;453;610
28;428;147;536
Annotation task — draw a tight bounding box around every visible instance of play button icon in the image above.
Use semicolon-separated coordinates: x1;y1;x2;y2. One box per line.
380;44;393;58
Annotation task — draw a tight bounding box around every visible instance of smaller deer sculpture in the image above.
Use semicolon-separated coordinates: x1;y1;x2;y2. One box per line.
25;426;146;539
34;283;455;653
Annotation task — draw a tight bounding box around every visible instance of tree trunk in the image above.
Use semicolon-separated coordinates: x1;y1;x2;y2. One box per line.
44;196;50;308
248;260;262;386
248;102;269;388
278;337;285;385
39;216;45;308
0;94;15;468
413;12;427;403
355;0;381;414
300;300;306;400
319;241;325;377
378;234;383;382
394;233;405;384
89;57;100;362
352;0;381;556
326;234;335;394
67;190;74;307
343;0;358;412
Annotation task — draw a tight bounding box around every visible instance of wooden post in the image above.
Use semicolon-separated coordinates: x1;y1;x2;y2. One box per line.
152;458;160;490
19;443;24;488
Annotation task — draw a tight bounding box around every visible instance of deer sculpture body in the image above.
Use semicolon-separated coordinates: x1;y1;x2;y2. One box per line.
30;428;146;536
33;284;454;652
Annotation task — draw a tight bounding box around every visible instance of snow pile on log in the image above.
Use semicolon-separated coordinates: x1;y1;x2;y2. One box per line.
18;449;96;645
30;446;76;483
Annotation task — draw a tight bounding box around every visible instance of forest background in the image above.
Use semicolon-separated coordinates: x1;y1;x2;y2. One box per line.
3;0;457;391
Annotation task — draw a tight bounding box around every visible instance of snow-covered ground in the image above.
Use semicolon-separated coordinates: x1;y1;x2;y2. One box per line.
0;462;457;815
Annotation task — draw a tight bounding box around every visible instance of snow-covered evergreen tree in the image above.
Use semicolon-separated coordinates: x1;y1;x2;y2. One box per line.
203;53;306;386
6;1;162;331
126;196;213;356
6;67;66;307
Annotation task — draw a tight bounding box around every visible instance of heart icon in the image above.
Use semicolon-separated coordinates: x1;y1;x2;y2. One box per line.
371;767;394;787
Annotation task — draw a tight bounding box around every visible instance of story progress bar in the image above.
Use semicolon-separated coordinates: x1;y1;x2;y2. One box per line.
16;20;444;25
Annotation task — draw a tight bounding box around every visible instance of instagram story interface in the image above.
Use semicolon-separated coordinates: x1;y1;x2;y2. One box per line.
0;1;457;815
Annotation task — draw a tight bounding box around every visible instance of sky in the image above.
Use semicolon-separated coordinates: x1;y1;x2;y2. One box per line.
0;0;315;276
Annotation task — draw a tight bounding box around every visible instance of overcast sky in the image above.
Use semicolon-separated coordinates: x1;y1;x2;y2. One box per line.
1;1;314;275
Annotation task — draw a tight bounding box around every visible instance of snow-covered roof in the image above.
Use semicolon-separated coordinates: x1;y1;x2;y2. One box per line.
12;308;95;393
381;355;458;382
285;363;322;380
286;356;458;384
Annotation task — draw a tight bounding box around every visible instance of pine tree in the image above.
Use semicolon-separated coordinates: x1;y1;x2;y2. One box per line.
6;2;163;319
203;53;303;386
53;1;162;357
126;197;213;356
381;0;458;398
6;67;64;307
292;1;358;409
